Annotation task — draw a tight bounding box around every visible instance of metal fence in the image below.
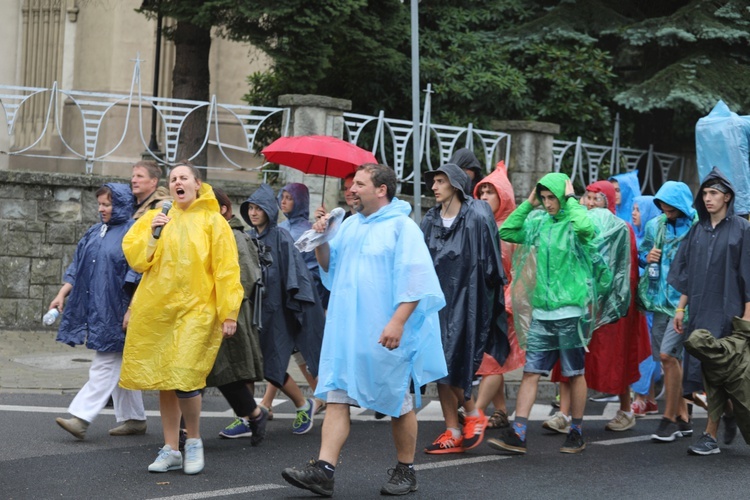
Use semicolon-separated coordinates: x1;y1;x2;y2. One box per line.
1;58;682;193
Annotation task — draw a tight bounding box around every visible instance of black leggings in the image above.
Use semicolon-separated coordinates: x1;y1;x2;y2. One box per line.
217;380;258;417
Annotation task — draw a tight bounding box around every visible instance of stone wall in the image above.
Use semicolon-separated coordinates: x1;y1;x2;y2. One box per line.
0;170;260;330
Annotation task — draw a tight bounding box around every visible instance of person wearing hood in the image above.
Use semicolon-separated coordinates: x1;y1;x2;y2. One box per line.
205;187;268;444
272;183;328;417
630;194;665;417
278;183;320;278
637;181;696;444
51;183;146;441
420;163;508;455
449;148;485;196
546;181;650;434
282;164;446;497
609;170;641;225
121;163;243;475
668;167;750;455
490;173;600;455
471;162;525;430
240;183;325;437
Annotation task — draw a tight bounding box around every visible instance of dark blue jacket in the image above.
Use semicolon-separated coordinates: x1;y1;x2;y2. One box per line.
56;183;136;352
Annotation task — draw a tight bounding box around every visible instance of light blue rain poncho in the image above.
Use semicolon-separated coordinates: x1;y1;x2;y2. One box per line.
609;170;641;224
636;181;696;315
278;183;318;275
315;198;447;417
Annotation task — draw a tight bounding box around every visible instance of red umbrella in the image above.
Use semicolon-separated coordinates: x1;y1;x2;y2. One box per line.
262;135;378;202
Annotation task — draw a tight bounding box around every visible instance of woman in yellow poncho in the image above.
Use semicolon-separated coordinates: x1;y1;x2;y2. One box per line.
120;162;242;475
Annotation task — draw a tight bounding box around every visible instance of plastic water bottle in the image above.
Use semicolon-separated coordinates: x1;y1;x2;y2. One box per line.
42;308;60;326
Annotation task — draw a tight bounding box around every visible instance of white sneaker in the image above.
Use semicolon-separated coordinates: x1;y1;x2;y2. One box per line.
542;412;571;434
605;410;636;431
183;438;204;475
148;445;182;472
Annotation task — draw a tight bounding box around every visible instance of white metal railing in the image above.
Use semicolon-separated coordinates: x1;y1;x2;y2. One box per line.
0;56;289;174
552;137;684;193
2;57;682;193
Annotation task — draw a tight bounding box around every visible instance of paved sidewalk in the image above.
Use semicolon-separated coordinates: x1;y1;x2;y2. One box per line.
0;329;554;400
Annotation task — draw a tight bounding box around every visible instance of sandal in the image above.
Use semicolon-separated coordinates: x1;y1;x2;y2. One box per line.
487;409;509;429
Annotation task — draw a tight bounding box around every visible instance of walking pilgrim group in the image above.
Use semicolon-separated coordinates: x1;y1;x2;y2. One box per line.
49;151;750;496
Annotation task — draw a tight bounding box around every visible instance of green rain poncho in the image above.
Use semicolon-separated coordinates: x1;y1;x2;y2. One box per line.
499;173;612;351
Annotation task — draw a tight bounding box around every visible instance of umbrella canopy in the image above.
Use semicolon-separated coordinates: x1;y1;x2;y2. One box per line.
262;135;378;179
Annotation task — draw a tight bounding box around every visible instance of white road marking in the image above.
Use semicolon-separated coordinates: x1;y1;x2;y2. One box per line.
415;455;510;470
592;435;654;446
149;483;287;499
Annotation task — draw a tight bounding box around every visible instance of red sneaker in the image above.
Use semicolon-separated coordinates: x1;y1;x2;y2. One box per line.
462;410;488;450
632;400;647;417
644;399;659;414
424;431;464;454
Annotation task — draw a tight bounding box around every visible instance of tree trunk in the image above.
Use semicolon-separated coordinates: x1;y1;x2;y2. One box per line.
172;21;211;179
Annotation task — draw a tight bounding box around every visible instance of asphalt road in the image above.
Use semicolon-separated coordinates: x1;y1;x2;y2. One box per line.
1;392;749;499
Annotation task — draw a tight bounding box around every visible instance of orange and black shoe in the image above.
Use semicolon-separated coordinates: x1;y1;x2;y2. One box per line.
424;431;465;454
462;410;489;450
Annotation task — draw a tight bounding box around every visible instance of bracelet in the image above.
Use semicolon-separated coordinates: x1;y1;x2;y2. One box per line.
676;308;686;312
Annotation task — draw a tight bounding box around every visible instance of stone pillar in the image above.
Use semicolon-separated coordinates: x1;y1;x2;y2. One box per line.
491;120;560;203
276;94;352;214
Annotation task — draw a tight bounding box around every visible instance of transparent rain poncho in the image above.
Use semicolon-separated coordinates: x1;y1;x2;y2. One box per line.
508;207;628;352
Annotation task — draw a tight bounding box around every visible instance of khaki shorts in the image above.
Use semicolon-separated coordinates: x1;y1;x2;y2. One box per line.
326;389;414;416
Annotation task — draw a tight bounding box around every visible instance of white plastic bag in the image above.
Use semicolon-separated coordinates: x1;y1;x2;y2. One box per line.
294;207;346;252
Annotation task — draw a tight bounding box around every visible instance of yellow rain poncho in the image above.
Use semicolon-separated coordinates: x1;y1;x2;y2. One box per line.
119;182;242;392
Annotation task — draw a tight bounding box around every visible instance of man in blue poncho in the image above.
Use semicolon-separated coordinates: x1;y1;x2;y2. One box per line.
282;164;447;497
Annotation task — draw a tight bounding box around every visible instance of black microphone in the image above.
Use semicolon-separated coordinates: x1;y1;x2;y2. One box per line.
152;201;172;239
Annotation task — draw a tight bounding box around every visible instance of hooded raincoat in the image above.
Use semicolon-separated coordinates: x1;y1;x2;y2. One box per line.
684;317;750;444
473;164;525;375
278;183;318;274
206;215;264;387
637;181;696;315
421;165;508;397
609;170;641;224
668;167;750;394
316;198;447;417
120;182;243;392
449;148;484;196
553;181;650;394
500;173;604;351
240;184;325;388
57;183;136;352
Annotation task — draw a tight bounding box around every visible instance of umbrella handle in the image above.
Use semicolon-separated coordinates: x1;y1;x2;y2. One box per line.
320;163;328;207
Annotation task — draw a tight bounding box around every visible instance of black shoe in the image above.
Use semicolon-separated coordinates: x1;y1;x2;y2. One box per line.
560;429;585;454
651;418;680;442
380;463;417;496
282;460;334;497
677;417;693;437
487;428;527;455
722;414;738;445
589;392;618;403
249;406;269;446
375;411;388;420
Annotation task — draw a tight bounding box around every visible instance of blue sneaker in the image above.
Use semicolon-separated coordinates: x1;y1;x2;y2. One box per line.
219;417;253;439
293;398;315;435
